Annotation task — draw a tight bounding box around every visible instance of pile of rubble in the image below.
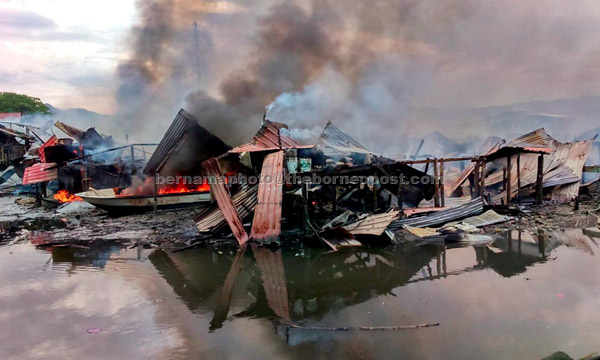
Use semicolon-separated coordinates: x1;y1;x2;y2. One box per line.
3;107;598;250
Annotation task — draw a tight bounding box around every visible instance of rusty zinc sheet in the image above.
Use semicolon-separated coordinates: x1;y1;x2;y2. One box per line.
491;138;592;203
195;185;258;234
250;151;284;242
38;135;58;163
319;121;368;150
230;120;311;153
202;158;248;245
548;139;593;201
343;210;400;236
506;127;558;148
22;163;58;184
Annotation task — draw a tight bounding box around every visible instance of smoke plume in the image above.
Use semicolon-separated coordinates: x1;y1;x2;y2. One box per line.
116;0;600;155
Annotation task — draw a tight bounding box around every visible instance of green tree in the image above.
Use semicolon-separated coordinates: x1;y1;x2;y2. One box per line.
0;92;50;115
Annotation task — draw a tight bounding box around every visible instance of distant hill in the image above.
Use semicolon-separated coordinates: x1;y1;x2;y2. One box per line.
405;96;600;143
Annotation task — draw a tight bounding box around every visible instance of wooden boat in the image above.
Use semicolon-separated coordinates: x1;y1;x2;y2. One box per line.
77;188;211;214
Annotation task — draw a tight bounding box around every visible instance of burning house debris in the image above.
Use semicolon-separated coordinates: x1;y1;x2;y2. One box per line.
3;105;597;251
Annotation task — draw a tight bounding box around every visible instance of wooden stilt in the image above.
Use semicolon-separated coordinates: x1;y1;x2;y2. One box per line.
472;161;480;200
536;154;544;204
439;160;445;207
516;154;521;202
506;156;512;205
479;159;486;199
433;158;440;207
153;172;158;214
130;145;136;176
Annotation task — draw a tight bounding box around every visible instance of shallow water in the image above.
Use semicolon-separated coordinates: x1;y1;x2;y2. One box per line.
0;228;599;359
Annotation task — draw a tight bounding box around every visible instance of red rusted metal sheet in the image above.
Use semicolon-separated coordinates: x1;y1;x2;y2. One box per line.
22;163;58;185
230;120;312;153
202;158;248;245
0;113;21;120
38;135;58;163
250;151;284;242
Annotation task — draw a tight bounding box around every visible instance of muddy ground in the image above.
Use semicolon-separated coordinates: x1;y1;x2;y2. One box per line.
0;196;209;248
1;194;599;250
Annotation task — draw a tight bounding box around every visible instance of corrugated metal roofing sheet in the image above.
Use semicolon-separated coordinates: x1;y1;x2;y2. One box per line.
402;226;439;238
506;128;558;148
250;151;284;242
343;210;400;236
548;139;593;201
490;136;592;203
0;113;21;120
389;197;484;230
230;120;307;153
319;121;368;150
202;158;248;245
22;163;58;184
143;109;195;174
38;135;58;163
443;210;511;228
195;185;258;233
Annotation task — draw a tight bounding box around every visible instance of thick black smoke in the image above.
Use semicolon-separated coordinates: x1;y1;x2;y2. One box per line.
116;0;600;154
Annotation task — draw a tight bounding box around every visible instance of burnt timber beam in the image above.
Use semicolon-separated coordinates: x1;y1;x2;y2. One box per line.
506;155;512;205
536;154;544;204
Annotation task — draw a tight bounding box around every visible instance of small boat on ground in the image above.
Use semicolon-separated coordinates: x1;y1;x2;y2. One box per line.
77;188;211;214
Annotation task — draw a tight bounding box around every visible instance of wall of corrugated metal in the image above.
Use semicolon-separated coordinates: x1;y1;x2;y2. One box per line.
250;151;284;242
202;157;248;245
22;163;58;184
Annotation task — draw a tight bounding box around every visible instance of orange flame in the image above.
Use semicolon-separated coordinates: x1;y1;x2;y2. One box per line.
54;189;83;203
116;176;213;196
158;182;210;195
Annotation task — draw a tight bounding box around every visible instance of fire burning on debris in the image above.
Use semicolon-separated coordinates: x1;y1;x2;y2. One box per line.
158;182;210;195
53;190;83;203
116;177;211;197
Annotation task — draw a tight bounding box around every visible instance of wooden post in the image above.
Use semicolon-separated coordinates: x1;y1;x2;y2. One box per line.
397;179;404;210
479;159;486;199
433;158;440;207
506;156;512;205
516;154;521;202
302;183;309;234
130;145;136;176
472;161;480;200
502;167;507;191
153;172;158;214
372;170;378;211
439;160;445;207
536;154;544;204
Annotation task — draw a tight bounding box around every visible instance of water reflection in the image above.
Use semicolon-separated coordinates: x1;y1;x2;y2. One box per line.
149;227;598;339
